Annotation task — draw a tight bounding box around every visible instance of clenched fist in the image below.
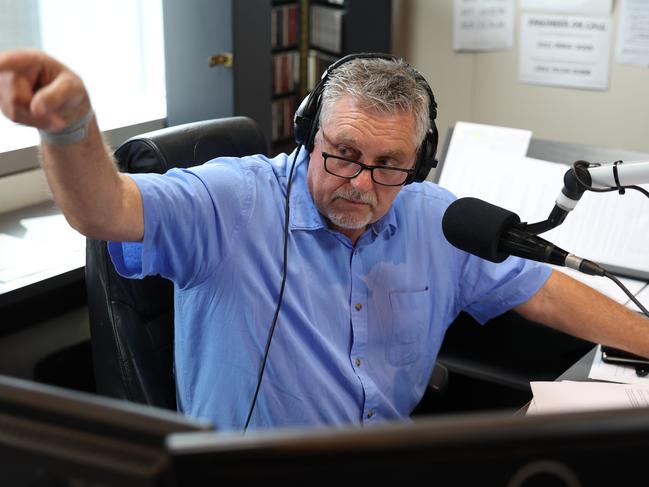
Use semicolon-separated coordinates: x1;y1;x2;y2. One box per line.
0;49;91;133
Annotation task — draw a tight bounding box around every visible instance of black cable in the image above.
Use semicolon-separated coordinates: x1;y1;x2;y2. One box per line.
569;160;649;318
603;271;649;318
243;145;301;432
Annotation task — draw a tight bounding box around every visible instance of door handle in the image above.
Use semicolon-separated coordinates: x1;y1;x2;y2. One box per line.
209;52;233;68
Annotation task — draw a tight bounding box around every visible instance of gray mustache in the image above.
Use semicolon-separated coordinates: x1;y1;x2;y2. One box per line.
332;187;377;206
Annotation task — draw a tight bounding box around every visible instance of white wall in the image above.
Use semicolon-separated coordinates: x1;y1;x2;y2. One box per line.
393;0;649;161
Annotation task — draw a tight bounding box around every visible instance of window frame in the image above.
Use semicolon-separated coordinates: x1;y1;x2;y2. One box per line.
0;117;165;213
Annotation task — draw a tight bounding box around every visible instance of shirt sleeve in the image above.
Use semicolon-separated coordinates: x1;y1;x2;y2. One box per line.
108;159;254;288
459;254;552;324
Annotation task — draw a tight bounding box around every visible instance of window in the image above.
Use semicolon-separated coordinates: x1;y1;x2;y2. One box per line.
0;0;166;170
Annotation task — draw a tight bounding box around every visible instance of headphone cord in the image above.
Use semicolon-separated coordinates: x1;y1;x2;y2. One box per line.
243;145;301;432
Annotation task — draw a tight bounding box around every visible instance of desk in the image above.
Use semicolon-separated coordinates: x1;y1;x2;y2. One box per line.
0;202;88;384
0;201;85;308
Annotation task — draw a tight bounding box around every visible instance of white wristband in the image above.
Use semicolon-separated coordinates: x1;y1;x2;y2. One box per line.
39;108;94;145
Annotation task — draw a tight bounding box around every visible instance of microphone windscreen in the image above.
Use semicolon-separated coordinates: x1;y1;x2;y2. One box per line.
442;197;521;263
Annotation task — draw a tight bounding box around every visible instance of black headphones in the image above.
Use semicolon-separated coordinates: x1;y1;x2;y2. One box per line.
293;52;439;184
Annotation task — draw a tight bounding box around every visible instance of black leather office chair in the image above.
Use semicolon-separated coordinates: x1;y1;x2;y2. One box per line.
86;116;268;410
86;115;448;414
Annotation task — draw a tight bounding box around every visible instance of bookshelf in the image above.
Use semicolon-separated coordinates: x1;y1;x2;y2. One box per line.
306;0;391;90
271;0;302;153
271;0;392;155
162;0;390;157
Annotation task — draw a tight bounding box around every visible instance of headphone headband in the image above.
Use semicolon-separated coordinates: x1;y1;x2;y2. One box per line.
293;53;438;184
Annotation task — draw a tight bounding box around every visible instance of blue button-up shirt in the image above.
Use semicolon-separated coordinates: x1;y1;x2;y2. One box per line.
108;147;551;431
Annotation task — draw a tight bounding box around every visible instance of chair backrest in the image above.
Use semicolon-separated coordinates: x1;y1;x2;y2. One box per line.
86;117;268;409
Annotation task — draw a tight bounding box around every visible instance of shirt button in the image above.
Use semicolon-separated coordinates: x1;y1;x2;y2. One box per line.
355;358;361;367
355;303;362;311
367;410;374;418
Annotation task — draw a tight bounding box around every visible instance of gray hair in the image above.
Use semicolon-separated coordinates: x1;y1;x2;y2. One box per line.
317;57;432;148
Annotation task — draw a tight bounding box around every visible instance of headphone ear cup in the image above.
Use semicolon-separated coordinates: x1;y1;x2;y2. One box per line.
294;91;323;152
294;95;313;147
410;127;439;183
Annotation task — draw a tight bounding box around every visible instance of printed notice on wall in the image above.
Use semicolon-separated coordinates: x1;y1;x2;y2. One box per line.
519;0;612;16
453;0;514;51
519;14;613;90
616;0;649;66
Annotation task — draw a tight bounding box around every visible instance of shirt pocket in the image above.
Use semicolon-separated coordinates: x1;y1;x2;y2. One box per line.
387;287;431;366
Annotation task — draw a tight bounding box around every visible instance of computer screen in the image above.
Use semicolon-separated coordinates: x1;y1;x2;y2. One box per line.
166;406;649;484
0;374;213;486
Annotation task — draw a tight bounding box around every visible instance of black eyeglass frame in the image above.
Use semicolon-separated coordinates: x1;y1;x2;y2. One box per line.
321;151;415;187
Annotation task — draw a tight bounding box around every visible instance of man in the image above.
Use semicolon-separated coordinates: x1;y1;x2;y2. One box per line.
0;49;647;432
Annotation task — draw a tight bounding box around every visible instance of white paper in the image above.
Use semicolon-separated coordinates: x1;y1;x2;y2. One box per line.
438;122;649;279
541;185;649;273
588;344;649;384
529;379;649;414
634;284;649;310
453;0;514;51
616;0;649;66
0;234;62;282
19;214;85;251
519;14;613;90
520;0;612;16
438;121;532;195
0;215;85;288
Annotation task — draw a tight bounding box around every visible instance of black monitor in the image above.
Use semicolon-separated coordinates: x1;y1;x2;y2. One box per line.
0;374;213;486
166;406;649;484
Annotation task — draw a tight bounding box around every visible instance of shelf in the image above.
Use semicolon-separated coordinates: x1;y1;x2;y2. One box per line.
272;92;299;100
309;0;345;8
272;45;300;54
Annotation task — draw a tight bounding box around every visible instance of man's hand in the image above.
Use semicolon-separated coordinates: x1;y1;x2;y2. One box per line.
0;49;144;242
0;49;90;132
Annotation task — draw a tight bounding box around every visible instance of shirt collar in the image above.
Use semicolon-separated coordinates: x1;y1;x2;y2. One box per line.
288;147;326;231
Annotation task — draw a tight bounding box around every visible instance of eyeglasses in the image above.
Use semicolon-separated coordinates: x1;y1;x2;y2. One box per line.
321;152;415;187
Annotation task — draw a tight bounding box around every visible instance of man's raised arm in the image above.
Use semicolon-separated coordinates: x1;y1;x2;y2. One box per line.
0;49;143;242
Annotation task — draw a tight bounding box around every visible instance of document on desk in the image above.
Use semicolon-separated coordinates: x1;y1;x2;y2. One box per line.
0;214;85;286
587;344;649;385
529;380;649;415
19;214;85;252
0;233;61;282
439;121;649;283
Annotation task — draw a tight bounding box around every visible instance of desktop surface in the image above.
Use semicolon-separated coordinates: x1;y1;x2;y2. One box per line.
0;201;85;308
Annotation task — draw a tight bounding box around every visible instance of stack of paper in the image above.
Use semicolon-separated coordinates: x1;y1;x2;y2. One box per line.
529;380;649;415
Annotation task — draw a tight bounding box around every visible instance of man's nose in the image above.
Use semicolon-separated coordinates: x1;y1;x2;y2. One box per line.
350;168;374;191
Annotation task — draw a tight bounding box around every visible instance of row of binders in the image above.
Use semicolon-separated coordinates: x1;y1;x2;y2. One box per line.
310;4;344;54
272;51;301;96
307;49;339;91
272;96;297;142
271;3;300;49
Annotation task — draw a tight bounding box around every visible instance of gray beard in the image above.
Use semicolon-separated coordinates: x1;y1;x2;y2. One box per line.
326;207;374;230
325;186;377;229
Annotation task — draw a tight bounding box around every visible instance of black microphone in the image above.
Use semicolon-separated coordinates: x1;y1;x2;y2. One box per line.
441;197;605;276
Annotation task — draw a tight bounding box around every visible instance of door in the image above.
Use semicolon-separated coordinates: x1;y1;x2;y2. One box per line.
163;0;234;126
